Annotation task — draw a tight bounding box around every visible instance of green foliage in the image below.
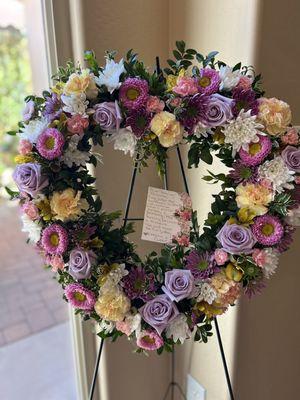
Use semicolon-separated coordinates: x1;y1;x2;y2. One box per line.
269;193;293;216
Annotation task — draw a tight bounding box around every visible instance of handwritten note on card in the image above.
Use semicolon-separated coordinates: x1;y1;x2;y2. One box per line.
141;187;183;244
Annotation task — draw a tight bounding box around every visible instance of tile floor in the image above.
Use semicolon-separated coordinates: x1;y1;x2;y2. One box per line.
0;322;77;400
0;203;68;346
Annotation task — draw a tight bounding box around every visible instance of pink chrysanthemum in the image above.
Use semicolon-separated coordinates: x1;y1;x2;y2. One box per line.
41;223;69;255
136;330;164;351
185;250;219;279
251;215;284;246
119;78;149;110
239;134;272;166
36;128;65;160
197;68;220;95
64;283;96;310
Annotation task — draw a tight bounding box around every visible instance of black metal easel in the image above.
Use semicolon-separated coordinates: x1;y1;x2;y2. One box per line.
88;57;235;400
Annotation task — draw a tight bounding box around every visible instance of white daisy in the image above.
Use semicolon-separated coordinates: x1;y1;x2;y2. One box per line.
219;65;241;91
166;314;191;344
61;136;90;168
222;110;263;155
112;128;137;157
258;156;294;193
21;214;41;243
61;93;89;115
19;117;48;143
196;282;217;305
95;58;125;93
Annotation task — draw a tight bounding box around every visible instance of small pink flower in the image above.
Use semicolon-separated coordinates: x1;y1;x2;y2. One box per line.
177;209;192;221
174;234;190;247
46;254;65;272
22;201;39;220
169;97;182;108
295;176;300;185
136;330;164;351
252;248;266;267
259;178;273;190
146;96;165;113
214;249;229;265
116;320;131;336
19;139;33;155
281;128;299;145
173;77;198;97
67;114;89;135
236;75;253;90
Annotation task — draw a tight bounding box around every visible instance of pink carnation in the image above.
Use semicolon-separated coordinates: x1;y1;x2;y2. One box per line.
67;114;89;135
136;330;164;351
214;249;229;266
174;234;190;247
146;96;165;113
281;128;299;145
116;320;132;336
168;97;182;108
173;77;198;97
22;201;39;220
236;75;253;90
252;249;266;267
46;254;65;272
19;139;33;155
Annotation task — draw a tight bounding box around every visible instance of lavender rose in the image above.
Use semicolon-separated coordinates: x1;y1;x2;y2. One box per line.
162;269;194;302
68;249;95;280
22;100;35;122
282;145;300;172
200;94;233;127
140;294;179;335
216;223;256;254
94;101;122;130
13;163;49;197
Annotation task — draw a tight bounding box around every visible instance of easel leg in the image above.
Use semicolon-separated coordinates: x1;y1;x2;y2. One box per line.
88;338;105;400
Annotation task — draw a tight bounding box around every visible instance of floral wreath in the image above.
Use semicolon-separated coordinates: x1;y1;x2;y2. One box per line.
8;41;300;354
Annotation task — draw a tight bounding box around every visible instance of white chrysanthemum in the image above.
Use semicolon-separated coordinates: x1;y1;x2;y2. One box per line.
62;136;90;168
196;282;217;305
261;248;280;279
112;128;137;157
95;58;125;93
219;65;241;91
98;319;115;334
222;110;263;155
123;313;142;336
166;314;191;344
19;117;48;143
285;205;300;226
258;156;294;193
61;93;89;115
21;214;41;243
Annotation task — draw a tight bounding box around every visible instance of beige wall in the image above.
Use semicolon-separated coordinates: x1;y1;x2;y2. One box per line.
53;0;300;399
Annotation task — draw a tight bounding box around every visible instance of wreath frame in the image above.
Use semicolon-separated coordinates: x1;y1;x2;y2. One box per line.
8;41;300;358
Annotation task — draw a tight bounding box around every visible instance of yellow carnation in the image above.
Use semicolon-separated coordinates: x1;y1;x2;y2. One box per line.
258;97;292;136
94;288;130;322
150;111;184;147
50;188;88;222
64;69;93;96
236;183;273;216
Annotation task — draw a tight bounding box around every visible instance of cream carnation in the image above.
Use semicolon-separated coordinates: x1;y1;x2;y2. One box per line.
150;111;184;148
236;183;273;216
258;97;292;136
94;287;131;322
50;188;88;222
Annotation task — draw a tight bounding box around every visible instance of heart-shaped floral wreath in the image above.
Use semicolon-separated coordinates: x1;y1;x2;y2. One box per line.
9;41;300;353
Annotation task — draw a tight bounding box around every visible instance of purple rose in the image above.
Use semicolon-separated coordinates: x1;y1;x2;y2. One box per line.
68;249;95;280
13;163;49;197
94;101;122;130
200;94;233;127
216;223;256;254
162;269;194;302
282;146;300;172
140;294;179;335
22;100;35;122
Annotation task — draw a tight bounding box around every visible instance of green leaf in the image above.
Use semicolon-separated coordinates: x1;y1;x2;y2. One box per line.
5;186;19;199
7;130;17;136
173;50;182;60
200;146;213;165
175;40;186;54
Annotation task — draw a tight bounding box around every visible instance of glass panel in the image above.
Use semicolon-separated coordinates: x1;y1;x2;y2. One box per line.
0;1;77;399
